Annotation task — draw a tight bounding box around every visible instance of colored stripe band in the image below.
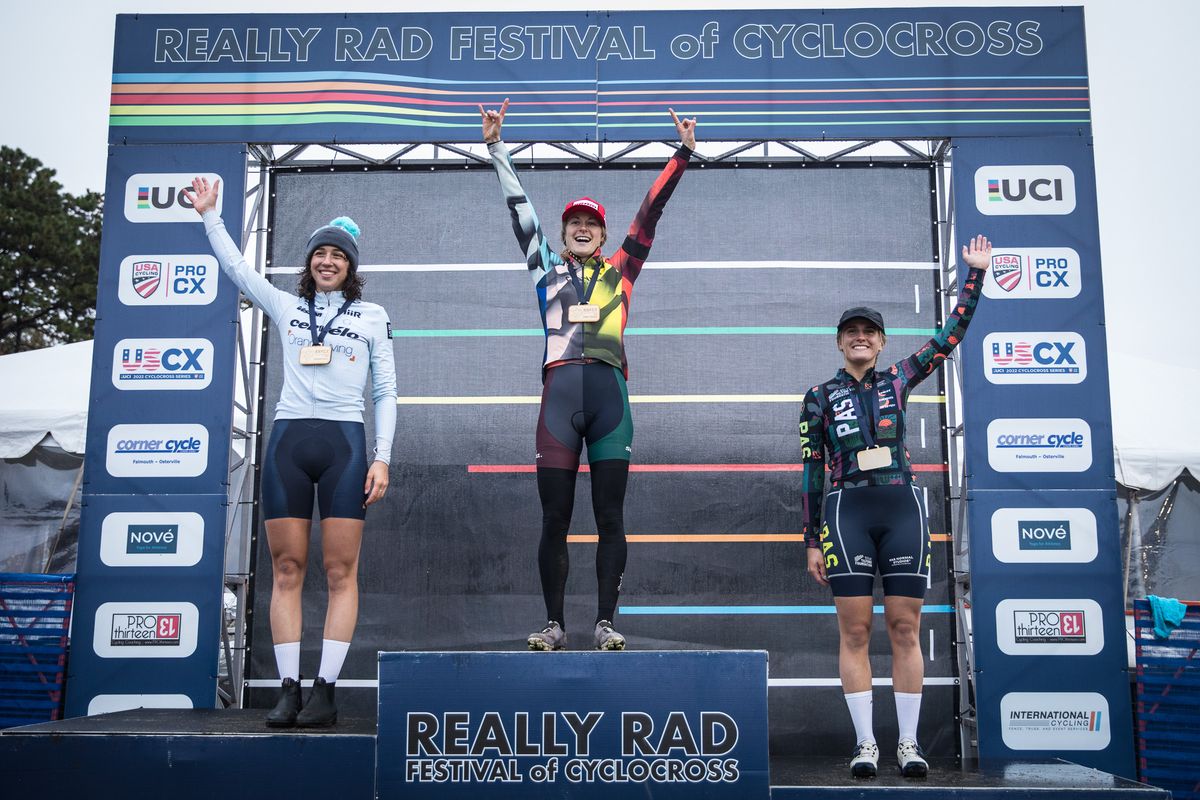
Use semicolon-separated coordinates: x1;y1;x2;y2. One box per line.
620;605;953;615
390;326;938;338
469;463;948;473
245;676;957;689
565;533;951;543
266;260;938;274
404;395;944;405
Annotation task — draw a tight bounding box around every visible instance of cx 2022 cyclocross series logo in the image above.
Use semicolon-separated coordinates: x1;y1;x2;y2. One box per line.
982;332;1087;385
984;248;1081;299
124;173;221;223
112;338;213;390
986;418;1092;472
119;255;218;306
974;166;1076;215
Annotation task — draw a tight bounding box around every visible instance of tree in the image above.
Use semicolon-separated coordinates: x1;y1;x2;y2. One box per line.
0;146;102;354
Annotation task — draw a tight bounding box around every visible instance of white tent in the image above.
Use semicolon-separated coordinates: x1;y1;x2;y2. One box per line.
0;340;92;458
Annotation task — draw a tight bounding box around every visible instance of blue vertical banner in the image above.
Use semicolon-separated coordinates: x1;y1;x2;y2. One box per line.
953;136;1133;777
66;144;245;716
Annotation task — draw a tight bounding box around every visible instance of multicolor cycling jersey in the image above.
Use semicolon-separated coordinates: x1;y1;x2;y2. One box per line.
487;140;692;376
201;209;398;464
799;265;985;547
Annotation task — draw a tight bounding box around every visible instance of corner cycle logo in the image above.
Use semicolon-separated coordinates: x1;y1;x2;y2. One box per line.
105;423;208;478
99;511;204;567
984;248;1081;300
1001;692;1110;751
994;598;1104;656
974;166;1076;215
990;507;1099;564
986;418;1092;473
124;172;221;223
118;255;218;306
112;338;213;390
982;332;1087;385
92;602;198;658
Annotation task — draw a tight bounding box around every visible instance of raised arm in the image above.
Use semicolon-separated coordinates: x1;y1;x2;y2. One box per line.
480;99;556;275
891;235;992;391
184;177;292;319
363;308;398;507
611;109;696;282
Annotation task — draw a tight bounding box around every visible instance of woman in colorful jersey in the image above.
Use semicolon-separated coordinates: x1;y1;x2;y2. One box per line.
480;99;695;652
800;235;992;778
185;177;397;728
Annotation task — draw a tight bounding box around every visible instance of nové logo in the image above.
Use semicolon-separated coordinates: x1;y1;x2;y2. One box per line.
125;173;221;223
974;166;1076;216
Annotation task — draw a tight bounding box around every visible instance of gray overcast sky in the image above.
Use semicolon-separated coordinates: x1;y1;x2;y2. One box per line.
3;1;1197;406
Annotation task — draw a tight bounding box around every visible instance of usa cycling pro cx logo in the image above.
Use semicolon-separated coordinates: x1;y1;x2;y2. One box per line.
111;338;213;391
983;248;1081;299
118;255;218;306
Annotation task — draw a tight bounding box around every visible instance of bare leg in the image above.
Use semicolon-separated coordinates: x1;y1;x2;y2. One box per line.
884;595;924;693
835;595;875;693
266;518;311;644
319;517;365;642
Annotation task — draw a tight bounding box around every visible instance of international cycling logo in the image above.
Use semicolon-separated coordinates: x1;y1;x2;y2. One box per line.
92;602;199;659
111;338;213;390
982;248;1081;300
119;255;218;306
99;511;205;567
982;332;1087;384
990;508;1098;564
105;423;208;478
124;172;221;223
995;599;1103;656
974;166;1076;215
1000;692;1110;750
986;418;1092;472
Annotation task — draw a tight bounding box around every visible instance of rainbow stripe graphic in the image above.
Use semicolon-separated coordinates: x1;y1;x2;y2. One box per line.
109;71;1091;139
988;179;1002;201
137;187;151;209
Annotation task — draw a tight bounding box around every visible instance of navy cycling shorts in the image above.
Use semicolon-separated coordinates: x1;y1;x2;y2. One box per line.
819;483;931;598
261;419;368;521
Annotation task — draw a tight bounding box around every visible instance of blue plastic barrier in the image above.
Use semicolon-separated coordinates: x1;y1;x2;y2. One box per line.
0;573;74;728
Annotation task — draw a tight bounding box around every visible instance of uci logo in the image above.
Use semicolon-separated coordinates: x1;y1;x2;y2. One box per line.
974;166;1076;216
124;173;221;223
119;255;218;306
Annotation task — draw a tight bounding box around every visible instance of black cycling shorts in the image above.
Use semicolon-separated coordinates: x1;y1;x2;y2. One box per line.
535;362;632;470
818;483;931;598
261;418;368;521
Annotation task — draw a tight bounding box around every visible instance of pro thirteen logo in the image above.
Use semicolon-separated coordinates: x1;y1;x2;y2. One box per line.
974;166;1076;216
983;332;1087;385
119;255;218;306
111;338;213;391
124;172;221;223
92;602;199;659
996;599;1103;656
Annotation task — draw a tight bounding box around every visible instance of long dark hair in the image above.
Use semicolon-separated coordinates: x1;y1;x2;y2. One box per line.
296;261;365;302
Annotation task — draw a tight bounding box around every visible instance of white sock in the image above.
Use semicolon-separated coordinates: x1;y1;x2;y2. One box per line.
317;639;350;683
844;690;875;746
273;641;300;682
895;691;923;742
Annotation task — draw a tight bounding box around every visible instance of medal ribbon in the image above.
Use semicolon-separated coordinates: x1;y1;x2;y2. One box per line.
565;256;601;306
307;296;356;347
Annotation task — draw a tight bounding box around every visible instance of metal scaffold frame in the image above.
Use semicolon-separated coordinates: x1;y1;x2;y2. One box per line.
220;138;967;733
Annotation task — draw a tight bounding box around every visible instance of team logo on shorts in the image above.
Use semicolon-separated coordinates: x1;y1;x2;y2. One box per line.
131;261;162;298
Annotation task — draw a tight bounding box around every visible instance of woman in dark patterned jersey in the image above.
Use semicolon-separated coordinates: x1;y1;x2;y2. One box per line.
480;99;696;652
800;236;992;778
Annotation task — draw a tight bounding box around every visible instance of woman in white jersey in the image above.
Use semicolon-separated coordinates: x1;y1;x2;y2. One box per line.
186;177;397;728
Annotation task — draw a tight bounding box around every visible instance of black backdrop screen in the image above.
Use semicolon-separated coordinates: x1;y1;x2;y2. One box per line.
252;158;954;757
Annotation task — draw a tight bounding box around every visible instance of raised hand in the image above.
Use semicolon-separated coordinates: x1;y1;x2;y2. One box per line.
479;98;510;144
961;234;993;271
182;176;220;216
669;108;697;150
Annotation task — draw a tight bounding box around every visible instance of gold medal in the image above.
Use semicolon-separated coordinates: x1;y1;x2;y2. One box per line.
299;345;333;365
855;445;892;471
568;303;601;323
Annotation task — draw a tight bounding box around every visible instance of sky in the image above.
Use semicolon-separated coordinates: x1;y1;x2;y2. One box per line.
2;0;1197;414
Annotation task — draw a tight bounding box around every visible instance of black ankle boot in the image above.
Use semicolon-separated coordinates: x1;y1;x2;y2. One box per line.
264;677;302;728
295;677;337;728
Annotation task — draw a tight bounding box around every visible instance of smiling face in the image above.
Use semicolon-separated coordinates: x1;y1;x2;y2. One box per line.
309;245;350;293
837;319;886;370
562;211;606;259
